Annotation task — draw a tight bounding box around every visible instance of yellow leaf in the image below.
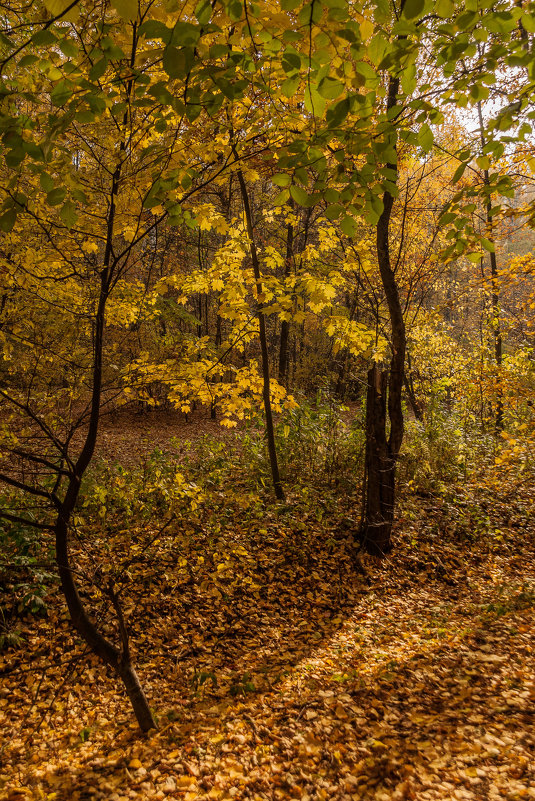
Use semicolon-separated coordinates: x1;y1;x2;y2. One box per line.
44;0;80;21
360;17;374;40
128;758;142;769
81;241;99;254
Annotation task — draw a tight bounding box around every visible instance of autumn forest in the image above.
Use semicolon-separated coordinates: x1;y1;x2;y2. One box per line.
0;0;534;799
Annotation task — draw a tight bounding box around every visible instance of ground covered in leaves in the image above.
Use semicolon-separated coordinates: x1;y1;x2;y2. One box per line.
1;414;534;801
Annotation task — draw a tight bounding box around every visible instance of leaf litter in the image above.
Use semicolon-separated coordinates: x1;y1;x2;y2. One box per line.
1;427;534;801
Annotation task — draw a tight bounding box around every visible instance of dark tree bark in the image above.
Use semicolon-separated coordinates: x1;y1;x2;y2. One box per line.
359;69;406;556
54;272;156;733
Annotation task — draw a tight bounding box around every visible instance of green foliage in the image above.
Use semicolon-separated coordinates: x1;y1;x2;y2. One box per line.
484;583;535;617
398;403;490;494
0;502;54;630
230;391;365;493
78;449;202;526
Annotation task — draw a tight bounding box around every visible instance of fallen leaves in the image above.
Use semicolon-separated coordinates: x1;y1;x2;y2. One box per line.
1;426;535;801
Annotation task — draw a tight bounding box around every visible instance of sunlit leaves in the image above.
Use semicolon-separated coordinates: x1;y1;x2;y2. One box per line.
44;0;79;22
112;0;138;20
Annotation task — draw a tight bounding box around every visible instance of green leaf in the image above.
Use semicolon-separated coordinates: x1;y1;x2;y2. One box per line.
304;84;326;117
401;63;416;95
403;0;425;20
318;77;344;100
325;203;344;220
226;0;243;20
138;20;172;42
40;172;55;192
71;188;88;204
340;215;357;237
0;208;17;232
370;192;384;219
0;32;13;50
209;44;229;58
418;123;433;153
59;38;78;58
436;0;454;17
282;51;301;74
467;250;483;263
31;30;57;46
521;13;535;33
163;46;194;78
354;61;378;86
481;237;495;253
171;21;201;46
195;0;212;24
89;58;108;82
368;33;389;66
272;173;291;187
438;212;456;226
326;97;350;128
18;54;39;68
112;0;138;19
59;199;77;228
47;187;66;207
451;162;467;183
290;185;311;206
86;92;106;114
5;148;25;168
51;80;73;106
281;75;300;97
273;188;290;206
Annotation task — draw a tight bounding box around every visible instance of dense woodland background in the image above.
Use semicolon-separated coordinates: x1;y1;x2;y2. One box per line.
0;0;534;799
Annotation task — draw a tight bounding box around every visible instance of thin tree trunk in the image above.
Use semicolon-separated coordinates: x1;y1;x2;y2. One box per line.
477;101;503;431
278;217;293;386
235;166;285;500
488;232;503;429
404;350;422;421
55;274;156;732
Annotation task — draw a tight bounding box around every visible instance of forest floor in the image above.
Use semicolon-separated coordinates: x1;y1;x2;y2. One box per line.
1;408;534;801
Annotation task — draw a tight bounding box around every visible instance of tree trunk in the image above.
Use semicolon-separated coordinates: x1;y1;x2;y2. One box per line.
278;216;294;386
235;164;285;500
54;271;157;733
359;70;406;556
361;366;395;555
477;101;503;431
